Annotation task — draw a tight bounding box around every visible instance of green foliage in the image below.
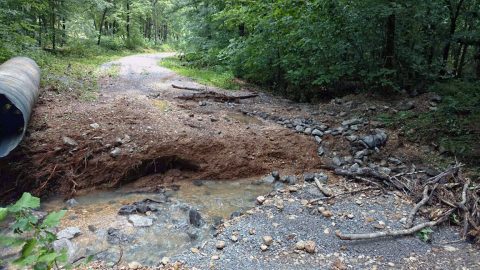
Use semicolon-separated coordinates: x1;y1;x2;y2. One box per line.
377;80;480;165
0;193;67;270
417;227;434;242
160;57;241;90
175;0;480;100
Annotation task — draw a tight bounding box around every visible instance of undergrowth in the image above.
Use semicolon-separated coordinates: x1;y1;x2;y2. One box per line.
377;80;480;169
159;57;241;91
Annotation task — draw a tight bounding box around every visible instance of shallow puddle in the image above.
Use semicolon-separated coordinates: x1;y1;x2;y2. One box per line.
41;178;272;266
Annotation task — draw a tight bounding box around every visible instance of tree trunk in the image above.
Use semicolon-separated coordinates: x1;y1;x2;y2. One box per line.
475;46;480;79
126;0;130;39
384;12;396;69
441;0;465;73
51;3;56;51
97;8;108;45
456;44;468;77
61;17;66;47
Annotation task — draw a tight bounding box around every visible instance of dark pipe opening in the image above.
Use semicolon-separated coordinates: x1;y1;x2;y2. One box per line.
0;94;25;144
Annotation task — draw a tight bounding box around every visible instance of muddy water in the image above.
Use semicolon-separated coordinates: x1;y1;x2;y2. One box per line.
42;178;272;266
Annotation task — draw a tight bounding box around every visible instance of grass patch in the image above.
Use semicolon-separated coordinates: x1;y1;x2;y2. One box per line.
159;57;241;90
376;80;480;168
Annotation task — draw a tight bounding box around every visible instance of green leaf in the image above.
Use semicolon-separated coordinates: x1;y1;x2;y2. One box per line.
9;193;40;212
21;239;37;257
13;253;39;266
0;208;7;221
37;252;59;263
41;210;66;228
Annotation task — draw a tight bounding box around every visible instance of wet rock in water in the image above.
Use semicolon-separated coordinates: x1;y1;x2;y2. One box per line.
65;198;79;208
118;205;137;215
62;136;78;147
271;171;280;181
256;196;266;205
262;175;276;184
118;199;161;215
53;238;77;262
360;129;388;149
107;228;134;244
230;211;242;219
57;227;82;240
192;179;204;186
285;175;297;185
128;215;153;227
187;228;199;240
189;209;204;227
398;100;415;111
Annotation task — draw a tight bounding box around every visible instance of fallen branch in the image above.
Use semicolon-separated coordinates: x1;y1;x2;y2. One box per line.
405;183;439;228
177;91;258;103
336;209;454;240
172;83;206;91
314;177;333;197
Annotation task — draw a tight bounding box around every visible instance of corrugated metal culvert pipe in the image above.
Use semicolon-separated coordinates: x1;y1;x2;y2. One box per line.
0;57;41;158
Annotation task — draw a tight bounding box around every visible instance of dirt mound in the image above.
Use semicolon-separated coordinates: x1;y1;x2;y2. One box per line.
0;90;321;202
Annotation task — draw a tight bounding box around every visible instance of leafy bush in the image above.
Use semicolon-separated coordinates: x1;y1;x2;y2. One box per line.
0;193;67;269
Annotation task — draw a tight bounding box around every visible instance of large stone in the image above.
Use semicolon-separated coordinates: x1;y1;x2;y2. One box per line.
360;130;388;149
53;238;77;262
189;209;203;227
304;240;316;253
128;215;153;227
57;227;82;240
398;101;415;111
311;129;323;137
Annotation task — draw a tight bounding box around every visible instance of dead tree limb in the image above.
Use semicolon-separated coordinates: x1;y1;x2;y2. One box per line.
172;83;206;91
336;209;454;241
177;91;258;103
406;183;439;228
314;177;333;197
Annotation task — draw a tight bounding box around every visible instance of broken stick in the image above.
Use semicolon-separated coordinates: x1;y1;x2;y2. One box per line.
405;183;439;228
172;83;206;91
336;209;454;240
314;177;333;197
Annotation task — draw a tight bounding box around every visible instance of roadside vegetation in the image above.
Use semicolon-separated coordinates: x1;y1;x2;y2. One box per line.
160;57;241;90
377;80;480;169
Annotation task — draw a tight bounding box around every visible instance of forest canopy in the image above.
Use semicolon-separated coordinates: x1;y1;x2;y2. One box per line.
0;0;479;99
